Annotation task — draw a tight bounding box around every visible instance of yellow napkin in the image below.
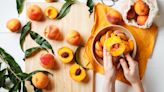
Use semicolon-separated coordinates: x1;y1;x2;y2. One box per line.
84;3;158;84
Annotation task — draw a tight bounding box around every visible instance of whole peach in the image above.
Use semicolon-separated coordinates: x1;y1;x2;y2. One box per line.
40;53;55;69
44;25;61;40
134;0;149;16
106;9;122;25
27;5;43;21
137;15;148;26
6;18;21;32
66;30;81;46
32;72;49;89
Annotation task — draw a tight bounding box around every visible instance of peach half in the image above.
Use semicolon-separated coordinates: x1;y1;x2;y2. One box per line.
45;6;58;19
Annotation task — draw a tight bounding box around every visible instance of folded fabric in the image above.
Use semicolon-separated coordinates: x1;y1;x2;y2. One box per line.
84;3;158;84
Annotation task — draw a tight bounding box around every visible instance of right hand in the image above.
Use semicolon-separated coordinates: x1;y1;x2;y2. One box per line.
120;54;144;92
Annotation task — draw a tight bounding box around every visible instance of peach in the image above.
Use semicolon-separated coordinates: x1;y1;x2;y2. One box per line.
45;0;55;2
127;6;136;20
134;0;149;16
32;72;49;89
40;53;55;69
27;5;43;21
66;30;81;46
95;41;103;51
137;15;148;26
45;6;58;19
6;18;21;32
95;49;103;58
106;9;122;24
44;25;61;40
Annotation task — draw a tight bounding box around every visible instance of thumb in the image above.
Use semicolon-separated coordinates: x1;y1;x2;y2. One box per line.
120;59;129;73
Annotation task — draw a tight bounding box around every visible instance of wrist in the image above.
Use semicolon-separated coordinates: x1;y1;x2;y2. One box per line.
132;80;144;92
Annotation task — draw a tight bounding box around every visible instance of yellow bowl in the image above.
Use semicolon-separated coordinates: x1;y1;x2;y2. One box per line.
91;25;137;65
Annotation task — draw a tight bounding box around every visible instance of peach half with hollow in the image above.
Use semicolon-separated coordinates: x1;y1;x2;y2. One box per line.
58;47;74;63
6;18;21;32
105;34;126;57
106;8;122;25
45;6;58;19
40;53;55;69
66;30;81;46
137;15;148;26
44;25;61;40
27;5;43;21
32;72;49;89
134;0;149;16
69;64;86;82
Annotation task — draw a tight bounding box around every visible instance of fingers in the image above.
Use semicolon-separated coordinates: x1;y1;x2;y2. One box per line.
125;54;135;66
103;47;113;69
120;59;129;72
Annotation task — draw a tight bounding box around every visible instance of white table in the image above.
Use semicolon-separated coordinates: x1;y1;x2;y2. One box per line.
0;0;164;92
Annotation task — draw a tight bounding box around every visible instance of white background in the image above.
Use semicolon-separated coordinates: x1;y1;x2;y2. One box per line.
0;0;164;92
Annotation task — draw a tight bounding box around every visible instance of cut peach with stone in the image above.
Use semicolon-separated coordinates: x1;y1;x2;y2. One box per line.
32;72;49;89
44;25;61;40
45;6;58;19
6;18;21;32
127;6;136;20
70;64;86;82
27;5;43;21
134;0;149;16
137;15;148;26
106;8;122;24
66;30;81;46
58;47;73;63
105;35;125;56
40;53;55;69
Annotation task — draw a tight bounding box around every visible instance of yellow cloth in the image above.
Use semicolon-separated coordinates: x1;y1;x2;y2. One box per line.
84;3;158;84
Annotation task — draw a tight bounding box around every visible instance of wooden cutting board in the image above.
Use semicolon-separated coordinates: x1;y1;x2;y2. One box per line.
24;2;94;92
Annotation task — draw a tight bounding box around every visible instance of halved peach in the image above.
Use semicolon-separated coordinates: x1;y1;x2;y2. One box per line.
45;6;58;19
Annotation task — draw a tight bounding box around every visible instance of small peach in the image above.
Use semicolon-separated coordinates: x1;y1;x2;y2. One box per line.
6;18;21;32
32;72;49;89
27;5;43;21
127;6;136;20
106;9;122;24
40;53;55;69
66;30;81;46
44;25;61;40
45;0;55;2
45;6;58;19
134;0;149;16
137;15;148;26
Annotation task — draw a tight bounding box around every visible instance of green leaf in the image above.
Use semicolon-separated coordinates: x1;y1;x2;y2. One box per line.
23;81;27;92
30;31;54;54
16;0;24;14
24;47;48;59
87;0;94;14
0;47;22;73
9;81;21;92
57;1;75;19
20;22;31;51
0;75;8;88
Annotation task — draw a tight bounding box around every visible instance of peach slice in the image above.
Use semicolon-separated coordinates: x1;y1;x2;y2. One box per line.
6;18;21;32
45;6;58;19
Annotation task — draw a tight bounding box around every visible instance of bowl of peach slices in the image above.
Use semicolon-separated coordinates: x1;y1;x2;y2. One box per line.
92;25;137;65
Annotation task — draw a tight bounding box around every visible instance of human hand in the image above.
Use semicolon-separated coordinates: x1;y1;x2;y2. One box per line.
120;54;144;92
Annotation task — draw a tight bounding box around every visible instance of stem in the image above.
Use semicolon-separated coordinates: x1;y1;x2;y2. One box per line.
7;67;23;82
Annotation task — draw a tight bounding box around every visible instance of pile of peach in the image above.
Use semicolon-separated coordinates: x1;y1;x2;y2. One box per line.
127;0;150;26
95;30;134;59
